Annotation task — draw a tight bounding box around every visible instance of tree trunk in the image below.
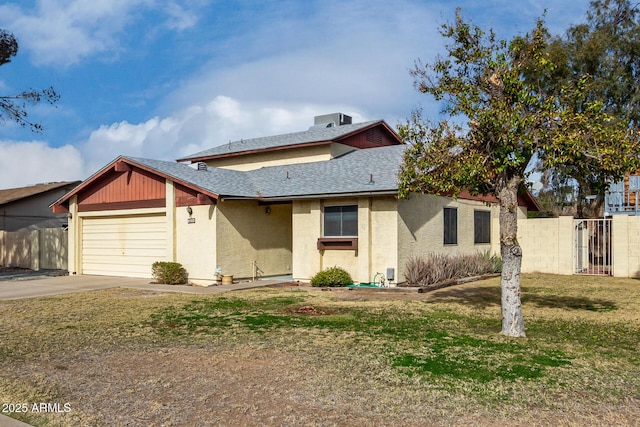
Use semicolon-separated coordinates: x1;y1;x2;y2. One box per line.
497;176;526;337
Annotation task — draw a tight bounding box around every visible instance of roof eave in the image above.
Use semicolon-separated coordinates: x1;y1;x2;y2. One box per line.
176;140;334;164
220;190;399;202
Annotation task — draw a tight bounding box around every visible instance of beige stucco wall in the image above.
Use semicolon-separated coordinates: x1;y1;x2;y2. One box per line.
612;215;640;278
291;196;398;284
497;216;574;275
215;200;292;279
205;143;356;171
369;197;399;282
175;203;217;283
396;194;499;282
67;195;78;274
291;199;322;281
206;145;327;171
487;215;640;278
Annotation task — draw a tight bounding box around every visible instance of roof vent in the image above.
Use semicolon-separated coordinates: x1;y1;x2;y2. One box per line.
197;162;208;171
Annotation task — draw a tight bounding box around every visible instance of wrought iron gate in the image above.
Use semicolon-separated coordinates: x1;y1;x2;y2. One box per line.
574;219;612;276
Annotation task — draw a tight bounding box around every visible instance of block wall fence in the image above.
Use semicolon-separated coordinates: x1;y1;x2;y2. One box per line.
491;215;640;278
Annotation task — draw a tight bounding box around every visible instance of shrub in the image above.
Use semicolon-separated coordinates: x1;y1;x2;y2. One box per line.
404;255;430;287
310;266;353;287
403;251;502;286
152;262;188;285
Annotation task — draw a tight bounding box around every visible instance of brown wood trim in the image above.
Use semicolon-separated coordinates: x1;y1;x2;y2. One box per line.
114;160;131;173
51;204;69;214
78;199;166;212
176;196;217;207
317;237;358;251
197;193;214;205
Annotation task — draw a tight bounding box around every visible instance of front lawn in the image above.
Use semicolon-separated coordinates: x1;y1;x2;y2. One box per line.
0;274;638;426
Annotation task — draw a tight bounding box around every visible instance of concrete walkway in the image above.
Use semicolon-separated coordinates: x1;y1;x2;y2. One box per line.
0;414;33;427
0;274;285;300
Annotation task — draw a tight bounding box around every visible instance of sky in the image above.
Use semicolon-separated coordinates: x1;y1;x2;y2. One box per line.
0;0;593;189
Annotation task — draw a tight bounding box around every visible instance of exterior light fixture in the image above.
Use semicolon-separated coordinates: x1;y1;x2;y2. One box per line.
265;206;272;215
186;206;193;216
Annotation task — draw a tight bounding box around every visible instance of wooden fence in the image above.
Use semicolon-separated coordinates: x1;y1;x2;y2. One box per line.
0;228;68;271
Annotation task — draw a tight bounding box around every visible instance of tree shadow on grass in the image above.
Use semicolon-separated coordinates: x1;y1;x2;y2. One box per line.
428;286;501;310
428;285;618;312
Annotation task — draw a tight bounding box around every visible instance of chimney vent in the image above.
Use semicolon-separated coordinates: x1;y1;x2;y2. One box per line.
197;162;208;171
313;113;352;127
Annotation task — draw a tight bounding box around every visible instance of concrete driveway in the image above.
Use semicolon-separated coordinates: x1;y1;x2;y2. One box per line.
0;274;286;300
0;275;152;300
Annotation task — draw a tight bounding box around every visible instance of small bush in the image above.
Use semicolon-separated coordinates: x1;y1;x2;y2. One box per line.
404;255;430;287
403;251;501;286
152;261;188;285
310;266;353;287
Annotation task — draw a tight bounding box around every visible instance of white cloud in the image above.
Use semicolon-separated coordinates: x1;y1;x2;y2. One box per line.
0;140;84;189
162;0;439;130
164;2;198;31
80;95;364;171
0;0;199;67
0;94;364;189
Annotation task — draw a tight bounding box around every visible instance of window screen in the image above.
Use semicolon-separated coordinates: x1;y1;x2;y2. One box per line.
324;205;358;237
474;210;491;244
443;207;458;245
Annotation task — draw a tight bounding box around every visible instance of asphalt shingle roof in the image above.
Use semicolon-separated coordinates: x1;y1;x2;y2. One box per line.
178;120;382;161
125;156;258;198
126;144;406;200
0;181;80;206
245;145;405;198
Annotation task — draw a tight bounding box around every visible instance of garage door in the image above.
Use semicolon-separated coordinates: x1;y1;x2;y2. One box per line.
81;214;166;278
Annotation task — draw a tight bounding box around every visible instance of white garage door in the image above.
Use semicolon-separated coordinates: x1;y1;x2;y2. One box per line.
81;214;166;278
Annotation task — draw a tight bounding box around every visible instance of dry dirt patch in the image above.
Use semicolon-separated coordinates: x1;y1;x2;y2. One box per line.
9;346;408;427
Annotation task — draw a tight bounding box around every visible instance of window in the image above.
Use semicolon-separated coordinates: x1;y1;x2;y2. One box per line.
443;207;457;245
474;210;491;244
324;205;358;237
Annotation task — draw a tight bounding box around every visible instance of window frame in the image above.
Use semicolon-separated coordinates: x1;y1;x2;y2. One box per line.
322;204;358;237
474;210;491;244
443;207;458;245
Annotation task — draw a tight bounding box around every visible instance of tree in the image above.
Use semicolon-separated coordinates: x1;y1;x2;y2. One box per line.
0;29;59;133
398;9;640;337
536;0;640;217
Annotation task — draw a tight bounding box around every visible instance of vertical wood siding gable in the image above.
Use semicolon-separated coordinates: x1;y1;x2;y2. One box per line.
77;167;166;209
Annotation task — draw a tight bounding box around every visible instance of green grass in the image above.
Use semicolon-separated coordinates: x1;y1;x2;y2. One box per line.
146;285;633;387
0;274;639;426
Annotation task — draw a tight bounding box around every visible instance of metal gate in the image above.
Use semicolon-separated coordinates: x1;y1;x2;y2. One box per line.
574;219;612;275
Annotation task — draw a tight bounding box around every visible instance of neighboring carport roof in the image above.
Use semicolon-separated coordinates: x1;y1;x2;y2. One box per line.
176;120;400;162
0;181;80;206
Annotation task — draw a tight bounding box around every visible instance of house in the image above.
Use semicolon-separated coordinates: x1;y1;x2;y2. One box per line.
0;181;80;271
0;181;81;231
605;172;640;216
51;113;539;284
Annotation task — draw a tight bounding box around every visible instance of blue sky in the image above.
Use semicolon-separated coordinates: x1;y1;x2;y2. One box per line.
0;0;592;189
